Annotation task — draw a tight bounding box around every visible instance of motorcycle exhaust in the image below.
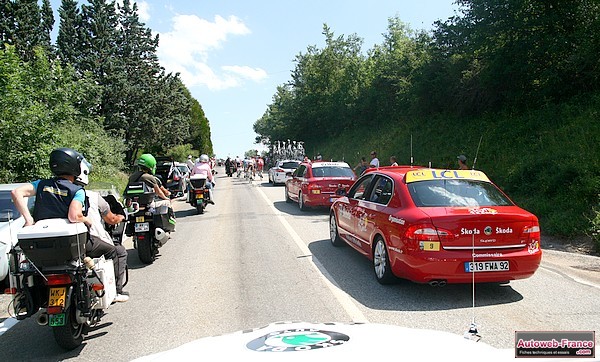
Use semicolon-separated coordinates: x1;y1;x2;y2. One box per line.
155;228;169;246
37;312;48;326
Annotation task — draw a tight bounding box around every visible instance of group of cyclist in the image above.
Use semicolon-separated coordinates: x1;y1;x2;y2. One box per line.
225;155;264;181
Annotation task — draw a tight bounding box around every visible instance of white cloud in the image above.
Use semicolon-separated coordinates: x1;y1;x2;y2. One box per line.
136;1;150;23
115;0;150;22
222;66;268;82
156;14;266;90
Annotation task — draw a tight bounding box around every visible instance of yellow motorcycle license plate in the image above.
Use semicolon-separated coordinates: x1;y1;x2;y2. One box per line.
196;194;204;199
49;287;66;307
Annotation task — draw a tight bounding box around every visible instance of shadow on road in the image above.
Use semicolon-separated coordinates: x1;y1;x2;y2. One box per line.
308;238;523;312
125;248;162;269
272;200;330;217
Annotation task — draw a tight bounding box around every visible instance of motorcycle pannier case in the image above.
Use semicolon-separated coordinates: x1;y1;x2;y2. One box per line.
88;256;117;309
123;182;155;205
17;218;87;267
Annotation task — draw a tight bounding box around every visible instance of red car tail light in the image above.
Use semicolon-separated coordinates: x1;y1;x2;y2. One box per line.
45;274;72;286
520;224;541;252
276;168;285;173
521;225;541;239
405;224;455;242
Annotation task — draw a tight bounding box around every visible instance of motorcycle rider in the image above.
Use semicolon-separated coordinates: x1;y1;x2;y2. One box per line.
11;148;123;298
128;153;171;210
127;153;175;238
190;154;215;204
12;148;92;227
224;157;230;175
76;162;129;302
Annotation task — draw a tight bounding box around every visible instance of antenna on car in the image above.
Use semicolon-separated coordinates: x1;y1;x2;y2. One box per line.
464;233;481;342
410;134;414;168
472;134;484;170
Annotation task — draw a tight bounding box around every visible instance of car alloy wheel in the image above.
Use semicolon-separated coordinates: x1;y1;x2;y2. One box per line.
373;237;394;284
298;191;306;211
329;213;344;246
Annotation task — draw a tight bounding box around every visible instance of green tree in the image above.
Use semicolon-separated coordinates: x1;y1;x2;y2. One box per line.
430;0;600;113
12;0;43;61
0;0;15;47
187;88;213;155
289;25;364;143
359;17;431;123
57;0;82;66
254;84;297;144
39;0;54;54
0;45;123;182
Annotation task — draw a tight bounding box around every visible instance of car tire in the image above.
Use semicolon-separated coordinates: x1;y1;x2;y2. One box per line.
285;186;292;203
298;191;307;211
329;213;344;247
373;237;395;285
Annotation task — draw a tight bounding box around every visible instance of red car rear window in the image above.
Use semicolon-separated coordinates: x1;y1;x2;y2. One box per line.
311;166;354;178
407;179;513;207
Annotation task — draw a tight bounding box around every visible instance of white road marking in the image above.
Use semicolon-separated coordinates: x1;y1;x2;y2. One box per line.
255;186;368;323
0;317;18;337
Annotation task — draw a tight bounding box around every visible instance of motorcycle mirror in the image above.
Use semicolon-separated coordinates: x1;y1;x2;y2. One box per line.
127;202;140;216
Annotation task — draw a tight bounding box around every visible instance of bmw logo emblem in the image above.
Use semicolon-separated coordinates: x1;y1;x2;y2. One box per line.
484;226;492;235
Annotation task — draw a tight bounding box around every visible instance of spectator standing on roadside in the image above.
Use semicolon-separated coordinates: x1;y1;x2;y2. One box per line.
369;151;379;168
390;156;398;166
186;155;194;172
354;157;368;176
457;154;469;170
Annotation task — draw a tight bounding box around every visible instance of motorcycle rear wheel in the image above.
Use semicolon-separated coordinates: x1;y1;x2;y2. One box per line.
137;233;155;264
196;202;205;214
53;307;85;350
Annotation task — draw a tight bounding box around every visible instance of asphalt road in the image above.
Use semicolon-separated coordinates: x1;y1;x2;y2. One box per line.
0;167;598;360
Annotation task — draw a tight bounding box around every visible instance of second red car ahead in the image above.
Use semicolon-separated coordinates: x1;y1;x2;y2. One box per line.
285;161;356;211
329;166;542;285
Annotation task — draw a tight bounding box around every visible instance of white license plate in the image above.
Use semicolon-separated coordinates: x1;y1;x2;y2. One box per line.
465;260;509;272
135;222;150;233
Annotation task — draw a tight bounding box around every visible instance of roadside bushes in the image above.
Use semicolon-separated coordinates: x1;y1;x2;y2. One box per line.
0;46;124;184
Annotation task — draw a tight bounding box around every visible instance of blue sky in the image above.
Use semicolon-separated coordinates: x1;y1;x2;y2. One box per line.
50;1;459;159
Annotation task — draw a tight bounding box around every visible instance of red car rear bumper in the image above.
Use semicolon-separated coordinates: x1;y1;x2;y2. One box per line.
304;193;343;207
390;248;542;284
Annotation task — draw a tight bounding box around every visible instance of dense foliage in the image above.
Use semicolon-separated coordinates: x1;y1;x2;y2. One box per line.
254;0;600;239
0;0;213;185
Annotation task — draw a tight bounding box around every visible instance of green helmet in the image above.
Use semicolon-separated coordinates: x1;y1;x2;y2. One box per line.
138;153;156;174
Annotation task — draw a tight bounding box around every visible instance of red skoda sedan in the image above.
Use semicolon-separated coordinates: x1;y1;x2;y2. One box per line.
329;167;542;285
285;161;356;211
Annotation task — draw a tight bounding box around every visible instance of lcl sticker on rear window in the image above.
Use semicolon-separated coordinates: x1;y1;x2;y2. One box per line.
405;170;490;183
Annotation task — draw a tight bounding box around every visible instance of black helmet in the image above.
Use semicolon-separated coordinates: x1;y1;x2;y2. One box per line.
49;148;84;177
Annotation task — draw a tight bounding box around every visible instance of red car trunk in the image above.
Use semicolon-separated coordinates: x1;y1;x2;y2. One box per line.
419;206;540;250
